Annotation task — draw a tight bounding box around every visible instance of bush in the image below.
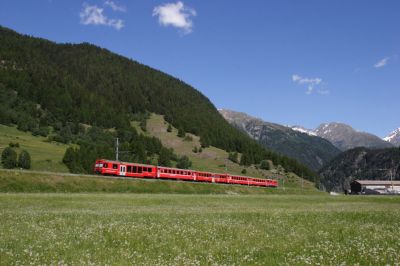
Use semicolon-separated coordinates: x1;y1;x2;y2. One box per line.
1;147;17;169
177;127;185;138
176;155;192;169
260;160;270;170
184;135;193;142
18;150;31;169
228;152;238;163
158;147;172;167
167;124;172;132
9;142;19;148
241;169;247;175
192;146;198;153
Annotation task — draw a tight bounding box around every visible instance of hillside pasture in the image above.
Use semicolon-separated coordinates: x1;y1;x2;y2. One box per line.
0;125;69;172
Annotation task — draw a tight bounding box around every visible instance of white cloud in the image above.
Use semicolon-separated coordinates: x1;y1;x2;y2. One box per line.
80;3;124;30
292;74;328;95
104;0;126;12
153;1;196;34
374;57;389;68
292;74;322;85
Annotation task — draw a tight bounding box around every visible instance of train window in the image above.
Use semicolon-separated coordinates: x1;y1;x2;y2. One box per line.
127;166;132;172
103;163;108;168
113;164;118;169
143;168;147;172
138;167;142;173
133;166;137;173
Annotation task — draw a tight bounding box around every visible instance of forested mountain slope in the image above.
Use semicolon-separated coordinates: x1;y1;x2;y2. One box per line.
0;26;316;181
319;147;400;192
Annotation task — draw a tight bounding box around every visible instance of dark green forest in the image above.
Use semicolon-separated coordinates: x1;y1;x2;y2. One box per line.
0;26;316;182
319;147;400;192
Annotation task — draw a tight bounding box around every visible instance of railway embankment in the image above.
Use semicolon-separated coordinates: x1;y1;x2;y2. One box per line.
0;169;322;195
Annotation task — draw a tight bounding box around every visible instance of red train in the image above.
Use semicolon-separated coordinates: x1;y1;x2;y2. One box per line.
94;159;278;188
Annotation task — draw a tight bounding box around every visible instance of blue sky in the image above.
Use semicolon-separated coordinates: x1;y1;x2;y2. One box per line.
1;0;399;137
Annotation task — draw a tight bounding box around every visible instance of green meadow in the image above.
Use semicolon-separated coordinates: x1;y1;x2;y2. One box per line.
0;125;69;172
1;193;399;265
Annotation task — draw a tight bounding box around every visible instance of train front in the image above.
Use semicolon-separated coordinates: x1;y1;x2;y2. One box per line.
94;159;106;174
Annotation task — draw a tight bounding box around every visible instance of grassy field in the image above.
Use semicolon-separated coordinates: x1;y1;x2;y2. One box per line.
0;193;399;265
0;125;69;172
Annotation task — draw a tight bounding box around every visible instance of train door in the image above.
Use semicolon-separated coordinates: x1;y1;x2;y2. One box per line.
120;165;126;176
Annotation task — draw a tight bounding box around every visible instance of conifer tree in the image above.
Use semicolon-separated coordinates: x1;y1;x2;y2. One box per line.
1;147;17;169
18;150;31;169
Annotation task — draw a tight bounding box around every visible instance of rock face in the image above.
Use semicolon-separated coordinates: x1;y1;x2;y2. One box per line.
219;109;341;171
384;128;400;147
314;123;393;151
319;147;400;192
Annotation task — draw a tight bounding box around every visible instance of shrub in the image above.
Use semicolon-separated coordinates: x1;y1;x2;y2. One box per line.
177;127;185;138
260;160;270;170
1;147;17;169
228;152;238;163
176;155;192;169
241;169;247;175
167;124;172;132
184;135;193;142
18;150;31;169
9;142;19;148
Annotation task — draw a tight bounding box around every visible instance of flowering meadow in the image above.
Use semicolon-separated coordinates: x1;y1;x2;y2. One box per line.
1;193;399;265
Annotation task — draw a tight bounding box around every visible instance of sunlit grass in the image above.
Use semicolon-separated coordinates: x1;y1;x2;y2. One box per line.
1;193;399;265
0;125;69;172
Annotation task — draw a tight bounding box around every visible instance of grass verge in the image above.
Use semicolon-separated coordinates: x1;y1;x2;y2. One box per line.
0;170;320;194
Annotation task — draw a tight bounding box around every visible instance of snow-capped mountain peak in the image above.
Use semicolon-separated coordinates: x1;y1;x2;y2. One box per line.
290;126;317;136
383;127;400;146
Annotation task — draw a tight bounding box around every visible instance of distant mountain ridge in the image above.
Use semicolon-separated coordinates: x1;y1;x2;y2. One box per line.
319;147;400;192
291;123;393;151
219;109;341;171
384;128;400;147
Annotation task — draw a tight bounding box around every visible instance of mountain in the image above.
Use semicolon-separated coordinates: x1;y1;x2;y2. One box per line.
0;26;316;181
219;109;341;171
290;126;316;136
384;128;400;147
319;147;400;192
314;123;393;151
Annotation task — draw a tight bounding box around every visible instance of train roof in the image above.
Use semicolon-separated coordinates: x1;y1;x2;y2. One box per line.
97;159;155;168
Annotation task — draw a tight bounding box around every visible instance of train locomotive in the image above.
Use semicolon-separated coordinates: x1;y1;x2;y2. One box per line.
94;159;278;188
